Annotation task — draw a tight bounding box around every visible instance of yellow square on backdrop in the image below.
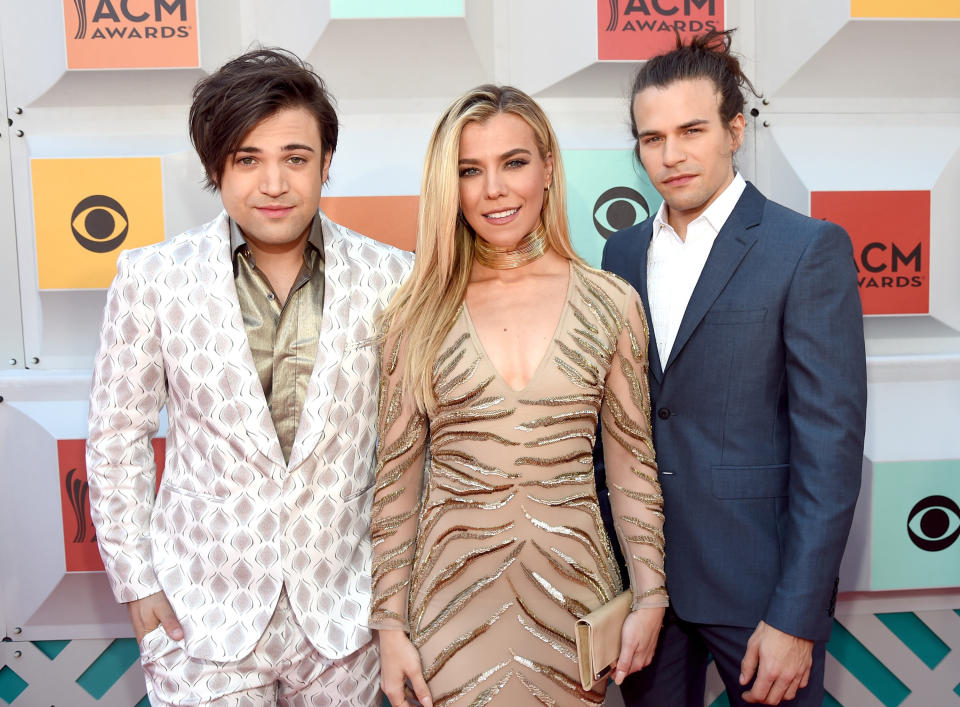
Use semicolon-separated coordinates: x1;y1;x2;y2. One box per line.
850;0;960;18
32;157;165;290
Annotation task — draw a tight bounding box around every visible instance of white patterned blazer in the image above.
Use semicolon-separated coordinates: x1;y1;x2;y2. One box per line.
87;210;414;662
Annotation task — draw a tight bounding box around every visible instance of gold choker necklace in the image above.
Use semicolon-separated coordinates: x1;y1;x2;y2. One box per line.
474;226;547;269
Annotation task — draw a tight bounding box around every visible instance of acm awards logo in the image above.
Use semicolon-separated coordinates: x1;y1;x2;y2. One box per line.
602;0;721;35
70;0;191;40
856;241;923;290
907;495;960;552
71;194;129;253
593;187;650;239
64;468;97;545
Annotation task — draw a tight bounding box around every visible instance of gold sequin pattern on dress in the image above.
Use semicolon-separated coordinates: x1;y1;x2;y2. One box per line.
369;264;667;702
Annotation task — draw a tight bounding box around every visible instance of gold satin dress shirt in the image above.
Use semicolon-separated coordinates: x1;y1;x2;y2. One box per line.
231;217;325;463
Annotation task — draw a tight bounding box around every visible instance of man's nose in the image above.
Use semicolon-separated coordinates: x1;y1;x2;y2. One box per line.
662;137;686;167
260;164;287;196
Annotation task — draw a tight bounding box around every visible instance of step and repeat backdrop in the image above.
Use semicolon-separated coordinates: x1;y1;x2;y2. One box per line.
1;1;959;705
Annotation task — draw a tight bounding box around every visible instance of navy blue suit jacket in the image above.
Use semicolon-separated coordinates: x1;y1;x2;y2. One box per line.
598;182;866;641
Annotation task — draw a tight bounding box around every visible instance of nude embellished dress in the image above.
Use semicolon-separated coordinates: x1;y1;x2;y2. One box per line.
369;263;668;705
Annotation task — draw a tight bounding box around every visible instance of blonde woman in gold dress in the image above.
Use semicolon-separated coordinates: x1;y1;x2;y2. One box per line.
370;85;668;706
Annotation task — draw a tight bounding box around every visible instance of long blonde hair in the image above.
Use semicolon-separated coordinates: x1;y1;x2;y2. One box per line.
379;85;583;413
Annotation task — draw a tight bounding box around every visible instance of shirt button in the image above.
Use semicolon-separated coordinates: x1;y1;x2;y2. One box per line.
657;408;671;420
267;293;275;301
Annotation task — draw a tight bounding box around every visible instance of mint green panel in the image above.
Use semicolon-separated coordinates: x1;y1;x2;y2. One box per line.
871;460;960;590
330;0;464;19
76;639;140;699
562;149;662;269
827;621;910;707
0;666;29;704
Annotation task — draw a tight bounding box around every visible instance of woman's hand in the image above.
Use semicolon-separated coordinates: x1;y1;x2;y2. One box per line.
378;629;433;707
612;606;665;684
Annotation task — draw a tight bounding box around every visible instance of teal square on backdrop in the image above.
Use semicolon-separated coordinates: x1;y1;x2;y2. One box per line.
562;149;662;269
871;459;960;590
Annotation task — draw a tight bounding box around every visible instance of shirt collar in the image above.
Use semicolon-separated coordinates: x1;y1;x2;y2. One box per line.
652;172;747;241
230;213;326;269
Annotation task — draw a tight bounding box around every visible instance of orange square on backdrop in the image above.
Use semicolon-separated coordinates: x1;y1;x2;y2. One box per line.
598;0;725;61
811;190;930;316
63;0;199;69
59;438;166;573
321;195;419;252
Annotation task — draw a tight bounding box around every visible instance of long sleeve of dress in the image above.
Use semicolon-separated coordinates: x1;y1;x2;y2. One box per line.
601;288;669;610
369;331;429;632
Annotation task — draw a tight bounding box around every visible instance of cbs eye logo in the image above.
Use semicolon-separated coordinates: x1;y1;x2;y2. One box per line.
71;195;129;253
907;495;960;552
593;187;650;239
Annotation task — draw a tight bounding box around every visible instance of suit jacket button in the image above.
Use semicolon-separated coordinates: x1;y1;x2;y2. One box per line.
658;408;671;420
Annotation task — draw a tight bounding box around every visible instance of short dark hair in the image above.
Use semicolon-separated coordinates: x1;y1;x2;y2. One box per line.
189;48;339;190
629;29;759;147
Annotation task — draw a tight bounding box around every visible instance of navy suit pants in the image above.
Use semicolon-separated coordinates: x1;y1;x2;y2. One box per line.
620;608;826;707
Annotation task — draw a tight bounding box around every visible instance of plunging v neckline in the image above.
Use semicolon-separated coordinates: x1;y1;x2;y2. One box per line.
461;261;575;394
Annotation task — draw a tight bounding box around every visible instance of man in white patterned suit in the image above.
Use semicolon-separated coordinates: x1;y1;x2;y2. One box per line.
87;49;413;706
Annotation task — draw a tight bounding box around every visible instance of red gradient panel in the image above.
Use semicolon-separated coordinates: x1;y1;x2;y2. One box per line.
597;0;725;61
811;190;929;315
59;438;165;572
321;196;418;252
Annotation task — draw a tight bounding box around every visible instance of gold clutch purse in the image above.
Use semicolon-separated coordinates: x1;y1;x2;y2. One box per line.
574;589;632;690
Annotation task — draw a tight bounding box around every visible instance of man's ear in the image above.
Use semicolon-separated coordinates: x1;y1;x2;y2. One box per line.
729;113;746;153
321;151;332;185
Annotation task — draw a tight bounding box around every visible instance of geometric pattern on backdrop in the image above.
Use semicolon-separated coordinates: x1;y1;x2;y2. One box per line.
563;148;663;268
597;0;725;61
871;460;960;591
31;157;165;289
62;0;199;70
5;611;960;706
810;190;930;316
59;438;165;573
0;638;148;706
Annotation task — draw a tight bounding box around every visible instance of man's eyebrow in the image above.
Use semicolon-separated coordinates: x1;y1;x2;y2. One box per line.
637;119;710;140
234;144;316;153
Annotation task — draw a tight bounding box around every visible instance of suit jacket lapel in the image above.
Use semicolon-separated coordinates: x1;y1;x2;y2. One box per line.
626;222;664;382
286;214;353;471
662;183;765;373
203;213;286;470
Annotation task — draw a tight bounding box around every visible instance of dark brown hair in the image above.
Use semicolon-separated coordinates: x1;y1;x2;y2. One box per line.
189;48;339;190
629;29;759;148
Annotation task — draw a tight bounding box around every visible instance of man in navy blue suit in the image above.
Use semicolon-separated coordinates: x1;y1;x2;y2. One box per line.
598;30;867;706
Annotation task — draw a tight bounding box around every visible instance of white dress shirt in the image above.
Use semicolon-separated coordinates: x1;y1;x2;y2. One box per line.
647;173;746;366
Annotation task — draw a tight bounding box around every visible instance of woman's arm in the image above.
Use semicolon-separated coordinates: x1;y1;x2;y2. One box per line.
370;330;432;706
600;286;668;682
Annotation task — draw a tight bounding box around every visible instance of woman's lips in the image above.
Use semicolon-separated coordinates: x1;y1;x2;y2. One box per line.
483;206;520;225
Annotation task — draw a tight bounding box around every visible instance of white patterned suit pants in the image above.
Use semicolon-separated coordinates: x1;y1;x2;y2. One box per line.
140;589;380;706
